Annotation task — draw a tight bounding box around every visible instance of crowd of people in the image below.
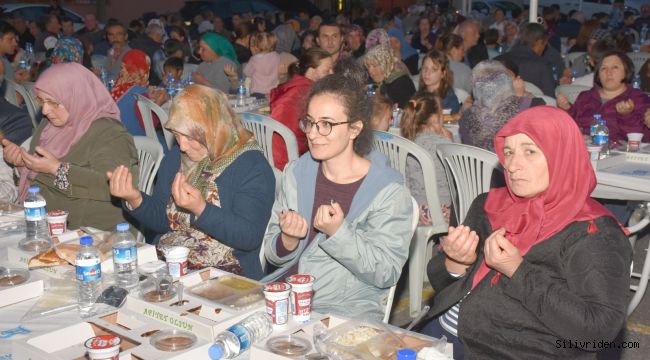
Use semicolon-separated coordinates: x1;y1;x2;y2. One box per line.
1;0;650;358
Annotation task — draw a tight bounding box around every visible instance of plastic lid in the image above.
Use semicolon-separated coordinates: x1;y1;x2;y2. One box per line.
116;223;129;231
28;185;40;193
397;348;417;360
80;235;93;245
208;344;224;359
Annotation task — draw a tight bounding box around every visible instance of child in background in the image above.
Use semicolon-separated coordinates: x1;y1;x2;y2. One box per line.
400;94;453;225
484;29;501;59
370;94;393;131
162;56;183;86
244;32;281;97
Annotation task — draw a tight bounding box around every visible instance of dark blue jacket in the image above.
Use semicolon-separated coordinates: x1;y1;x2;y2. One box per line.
128;146;275;280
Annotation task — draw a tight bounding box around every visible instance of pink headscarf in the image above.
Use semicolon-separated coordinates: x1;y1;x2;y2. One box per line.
18;63;120;200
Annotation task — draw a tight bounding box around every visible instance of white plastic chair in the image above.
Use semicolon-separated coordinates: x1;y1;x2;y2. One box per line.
555;84;591;104
133;136;164;196
382;196;420;324
524;81;544;97
436;143;502;224
372;130;449;317
565;51;587;68
540;95;557;107
627;52;650;74
4;80;39;128
453;87;470;104
627;204;650;316
239;112;299;169
135;94;174;151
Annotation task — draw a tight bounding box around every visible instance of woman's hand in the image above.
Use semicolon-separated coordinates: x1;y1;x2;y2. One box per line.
223;63;238;78
107;165;142;208
313;200;344;237
462;95;473;111
556;93;571;110
2;139;26;167
615;99;634;115
442;225;479;266
644;108;650;129
147;87;169;106
419;204;432;225
21;146;61;175
279;209;308;251
171;172;206;217
484;227;523;278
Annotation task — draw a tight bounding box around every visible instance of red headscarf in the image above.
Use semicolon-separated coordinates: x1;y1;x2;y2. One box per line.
472;106;616;289
18;63;120;201
111;49;150;101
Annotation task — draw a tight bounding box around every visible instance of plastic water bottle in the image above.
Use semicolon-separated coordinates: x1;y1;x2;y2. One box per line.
99;67;112;91
236;76;246;107
76;235;102;316
166;73;176;99
111;223;138;290
19;185;52;253
397;348;417;360
640;25;648;45
632;74;641;89
552;65;558;84
593;118;610;159
590;114;601;137
19;43;33;70
208;312;273;359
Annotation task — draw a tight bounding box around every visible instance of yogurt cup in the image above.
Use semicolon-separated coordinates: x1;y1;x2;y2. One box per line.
84;335;121;360
627;133;643;152
264;282;291;327
164;246;189;278
286;274;315;323
46;210;68;236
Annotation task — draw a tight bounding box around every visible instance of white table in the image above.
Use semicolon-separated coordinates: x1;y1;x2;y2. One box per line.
592;147;650;201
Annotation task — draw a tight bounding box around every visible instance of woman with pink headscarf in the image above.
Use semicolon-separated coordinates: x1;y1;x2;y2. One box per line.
2;63;139;230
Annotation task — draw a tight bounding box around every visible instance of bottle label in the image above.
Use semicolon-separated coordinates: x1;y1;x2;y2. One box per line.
24;203;46;221
227;324;251;351
593;134;608;145
113;246;137;264
590;125;597;136
76;258;101;282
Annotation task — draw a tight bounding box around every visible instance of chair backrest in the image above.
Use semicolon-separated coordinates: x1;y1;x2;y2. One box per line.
240;112;299;169
371;130;448;236
436;143;502;224
135;94;174;151
524;81;544;97
555;84;591;104
566;51;587;68
540;95;557;107
453;87;470;104
627;52;650;74
5;80;39;128
133;136;164;195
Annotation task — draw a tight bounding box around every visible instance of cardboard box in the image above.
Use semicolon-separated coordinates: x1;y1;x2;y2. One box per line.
126;268;265;341
0;266;43;308
249;314;454;359
12;308;212;360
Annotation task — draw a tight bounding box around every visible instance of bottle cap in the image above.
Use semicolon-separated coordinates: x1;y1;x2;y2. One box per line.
208;344;224;359
28;185;40;193
80;235;93;245
396;348;417;360
116;223;129;232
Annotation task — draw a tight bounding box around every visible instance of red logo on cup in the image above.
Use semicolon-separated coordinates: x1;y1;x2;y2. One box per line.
263;282;291;326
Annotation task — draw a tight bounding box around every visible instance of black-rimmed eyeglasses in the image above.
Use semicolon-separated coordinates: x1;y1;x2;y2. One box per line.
299;117;356;136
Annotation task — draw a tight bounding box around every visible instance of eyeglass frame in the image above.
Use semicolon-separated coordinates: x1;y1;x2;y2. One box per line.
35;96;61;108
299;116;358;136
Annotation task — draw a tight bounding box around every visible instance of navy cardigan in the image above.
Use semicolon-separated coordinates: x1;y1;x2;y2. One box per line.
128;146;275;280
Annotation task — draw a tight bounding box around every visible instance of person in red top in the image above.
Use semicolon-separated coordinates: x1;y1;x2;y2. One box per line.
269;47;334;170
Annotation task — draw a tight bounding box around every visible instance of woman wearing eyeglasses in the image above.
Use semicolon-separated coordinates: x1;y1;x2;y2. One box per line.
263;74;414;319
107;85;275;280
1;63;139;230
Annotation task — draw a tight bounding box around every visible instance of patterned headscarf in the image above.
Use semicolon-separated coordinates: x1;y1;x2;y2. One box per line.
201;32;239;65
166;85;260;184
51;37;84;64
364;44;409;85
365;28;390;50
471;60;515;112
111;49;150;101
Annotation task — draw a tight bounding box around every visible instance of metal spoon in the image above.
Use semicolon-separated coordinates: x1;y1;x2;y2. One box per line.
170;283;188;306
406;305;431;331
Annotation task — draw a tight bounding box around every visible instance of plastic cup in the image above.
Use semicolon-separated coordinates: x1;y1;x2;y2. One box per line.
286;274;315;323
164;246;189;278
263;282;291;327
587;145;601;161
627;133;643;152
46;210;68;236
84;335;121;360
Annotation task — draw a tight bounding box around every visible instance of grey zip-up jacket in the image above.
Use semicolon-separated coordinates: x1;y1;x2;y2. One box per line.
263;151;414;320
